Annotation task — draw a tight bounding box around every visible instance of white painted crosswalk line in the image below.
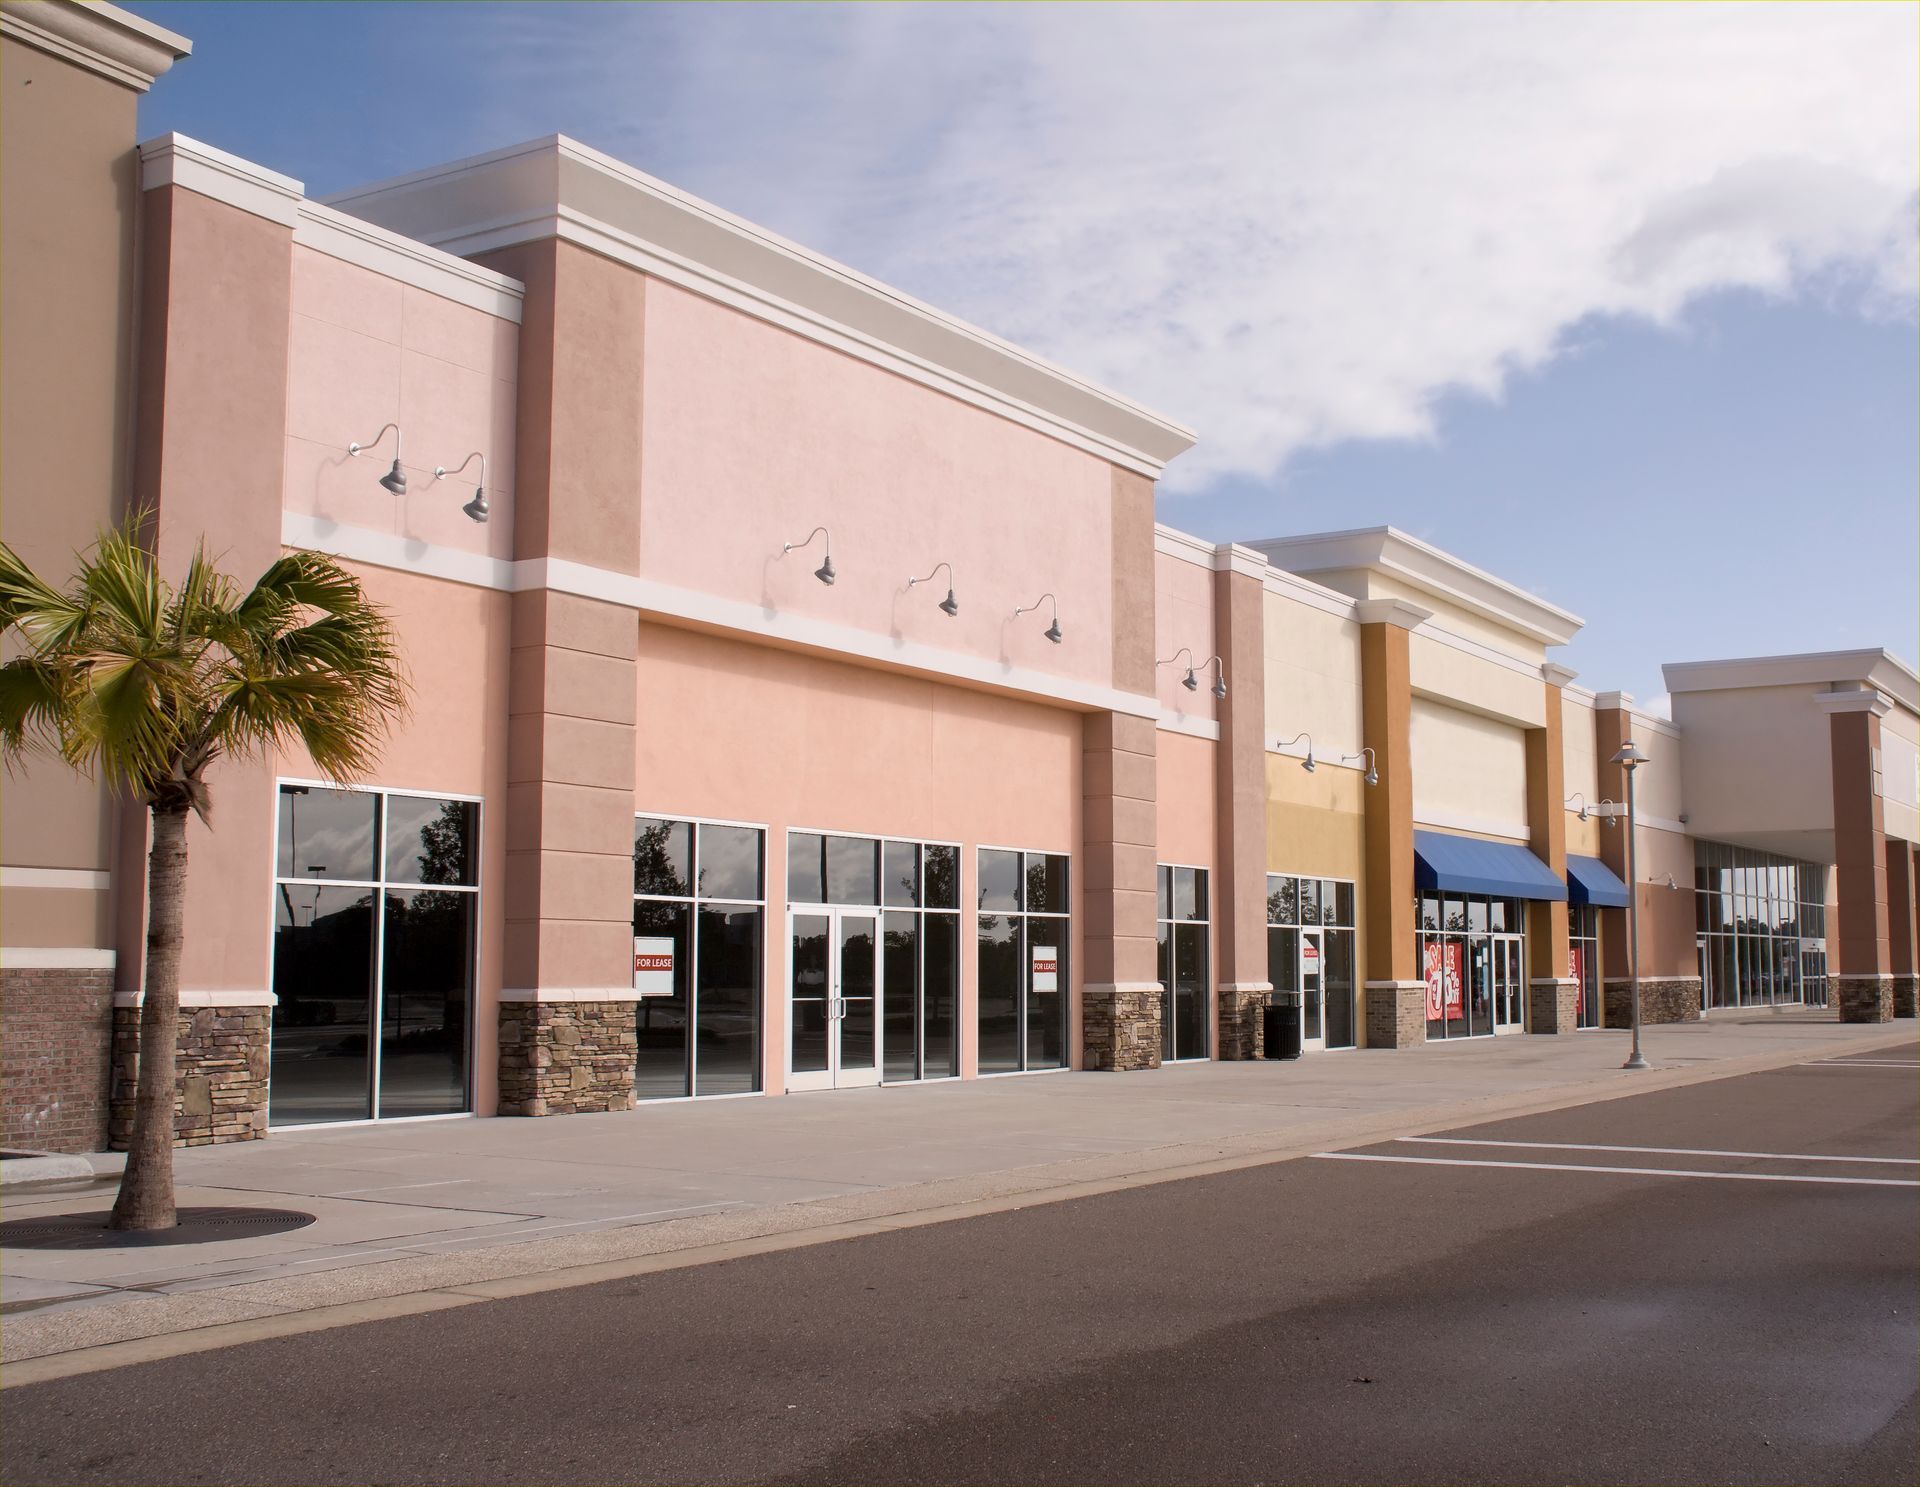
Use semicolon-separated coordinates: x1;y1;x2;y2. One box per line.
1312;1152;1920;1188
1397;1136;1918;1165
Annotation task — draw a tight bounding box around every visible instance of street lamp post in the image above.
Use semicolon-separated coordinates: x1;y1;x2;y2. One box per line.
1611;738;1650;1071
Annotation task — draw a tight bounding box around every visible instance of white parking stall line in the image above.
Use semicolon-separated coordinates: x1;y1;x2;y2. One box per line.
1398;1137;1919;1165
1807;1060;1920;1069
1312;1152;1920;1188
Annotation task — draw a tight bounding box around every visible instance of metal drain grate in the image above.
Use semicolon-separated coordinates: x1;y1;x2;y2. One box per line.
0;1206;316;1250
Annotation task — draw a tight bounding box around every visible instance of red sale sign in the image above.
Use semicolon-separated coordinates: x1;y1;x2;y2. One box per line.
1425;941;1464;1020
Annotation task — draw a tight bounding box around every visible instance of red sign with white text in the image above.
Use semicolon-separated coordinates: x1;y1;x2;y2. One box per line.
1424;940;1464;1021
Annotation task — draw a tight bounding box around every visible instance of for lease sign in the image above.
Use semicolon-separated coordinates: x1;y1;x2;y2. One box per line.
633;936;675;996
1031;945;1058;993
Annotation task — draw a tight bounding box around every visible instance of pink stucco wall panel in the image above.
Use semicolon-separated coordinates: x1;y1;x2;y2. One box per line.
636;280;1116;691
633;622;1085;1091
1155;728;1218;873
1154;550;1219;722
283;246;517;562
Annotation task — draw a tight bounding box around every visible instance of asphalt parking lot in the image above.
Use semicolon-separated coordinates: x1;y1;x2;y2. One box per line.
4;1044;1915;1486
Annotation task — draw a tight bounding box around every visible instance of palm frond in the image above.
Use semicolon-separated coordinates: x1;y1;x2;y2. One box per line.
0;542;91;653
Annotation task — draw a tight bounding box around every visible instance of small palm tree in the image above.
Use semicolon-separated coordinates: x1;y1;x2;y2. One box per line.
0;518;408;1231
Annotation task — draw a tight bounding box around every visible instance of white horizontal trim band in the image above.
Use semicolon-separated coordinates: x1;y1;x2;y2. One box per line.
285;513;1159;720
1158;709;1219;742
294;202;524;322
499;987;649;1003
0;867;111;890
1;947;116;969
140;134;302;226
1411;805;1531;843
113;990;277;1009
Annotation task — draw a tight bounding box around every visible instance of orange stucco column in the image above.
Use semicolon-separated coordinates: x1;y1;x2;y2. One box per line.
1357;599;1426;1046
1525;670;1577;1032
1212;550;1271;1058
1826;692;1894;1022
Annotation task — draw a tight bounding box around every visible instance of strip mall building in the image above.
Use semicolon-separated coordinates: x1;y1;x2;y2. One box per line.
4;2;1915;1153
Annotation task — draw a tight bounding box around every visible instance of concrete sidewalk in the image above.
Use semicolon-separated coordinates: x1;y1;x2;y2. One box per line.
3;1012;1913;1374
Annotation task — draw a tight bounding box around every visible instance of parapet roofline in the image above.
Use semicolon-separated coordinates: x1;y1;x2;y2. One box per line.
0;0;190;91
324;135;1198;480
1663;648;1919;713
1242;525;1585;648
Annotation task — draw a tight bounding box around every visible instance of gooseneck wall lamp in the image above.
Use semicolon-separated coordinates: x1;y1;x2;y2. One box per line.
1158;648;1227;699
1565;793;1623;827
348;424;407;496
908;561;958;617
432;452;489;524
1277;732;1316;772
1013;593;1063;644
783;527;835;585
1610;738;1651;1073
1341;747;1379;786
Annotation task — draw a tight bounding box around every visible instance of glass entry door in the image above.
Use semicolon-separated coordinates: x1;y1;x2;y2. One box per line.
1299;930;1326;1052
788;910;882;1091
1492;935;1526;1032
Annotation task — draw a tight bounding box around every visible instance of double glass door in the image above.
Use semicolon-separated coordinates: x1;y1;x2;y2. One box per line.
789;910;881;1091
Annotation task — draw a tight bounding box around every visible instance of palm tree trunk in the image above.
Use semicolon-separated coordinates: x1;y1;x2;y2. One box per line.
109;802;187;1231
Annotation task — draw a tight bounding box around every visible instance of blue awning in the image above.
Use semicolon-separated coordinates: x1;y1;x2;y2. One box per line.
1566;853;1630;909
1413;830;1567;902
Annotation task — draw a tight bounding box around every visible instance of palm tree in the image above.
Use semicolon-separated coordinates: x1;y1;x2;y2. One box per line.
0;519;408;1231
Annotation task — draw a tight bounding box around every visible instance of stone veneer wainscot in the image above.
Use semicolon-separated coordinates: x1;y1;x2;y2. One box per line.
497;1001;637;1115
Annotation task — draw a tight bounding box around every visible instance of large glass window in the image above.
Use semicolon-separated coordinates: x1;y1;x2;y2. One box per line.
1266;874;1357;1050
1571;905;1601;1029
1158;865;1211;1061
1418;891;1527;1040
634;816;766;1100
271;785;478;1126
1694;841;1827;1010
977;847;1071;1074
790;832;960;1082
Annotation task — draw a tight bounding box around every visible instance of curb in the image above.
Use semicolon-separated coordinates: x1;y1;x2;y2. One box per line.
3;1024;1911;1389
0;1153;97;1191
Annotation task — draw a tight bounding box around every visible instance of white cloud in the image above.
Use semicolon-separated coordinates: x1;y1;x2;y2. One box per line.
463;2;1918;491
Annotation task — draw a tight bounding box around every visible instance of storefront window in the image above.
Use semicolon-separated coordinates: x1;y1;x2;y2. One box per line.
1694;841;1826;1010
1571;905;1601;1029
1157;865;1210;1061
1267;874;1357;1050
1418;892;1527;1040
635;816;765;1100
977;847;1070;1074
271;784;478;1126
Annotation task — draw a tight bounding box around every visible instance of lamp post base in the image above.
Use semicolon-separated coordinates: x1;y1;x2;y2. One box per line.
1622;1052;1650;1071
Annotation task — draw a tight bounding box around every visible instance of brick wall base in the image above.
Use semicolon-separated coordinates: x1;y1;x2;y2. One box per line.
1082;983;1162;1071
1603;978;1703;1028
1527;977;1581;1035
1365;981;1427;1048
497;1001;637;1115
1834;974;1895;1024
1891;975;1917;1019
2;966;114;1154
1217;983;1271;1060
110;1004;270;1149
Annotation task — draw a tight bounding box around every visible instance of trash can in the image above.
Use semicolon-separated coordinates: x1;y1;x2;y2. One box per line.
1264;990;1303;1060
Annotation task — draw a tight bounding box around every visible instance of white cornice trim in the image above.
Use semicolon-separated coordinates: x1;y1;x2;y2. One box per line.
1411;618;1548;684
1563;682;1598;705
1663;648;1918;713
0;0;189;92
0;866;110;890
1634;812;1690;837
1151;526;1268;581
1542;662;1579;689
499;987;648;1004
1593;690;1633;711
294;202;524;322
1;947;115;969
1248;528;1584;647
1158;709;1220;742
140;133;302;227
283;513;1159;721
325;137;1195;478
1411;805;1531;843
1354;597;1433;631
1813;688;1894;717
114;989;276;1009
1261;565;1359;621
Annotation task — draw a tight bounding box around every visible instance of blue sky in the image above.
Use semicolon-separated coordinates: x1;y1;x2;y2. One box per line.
126;2;1918;708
